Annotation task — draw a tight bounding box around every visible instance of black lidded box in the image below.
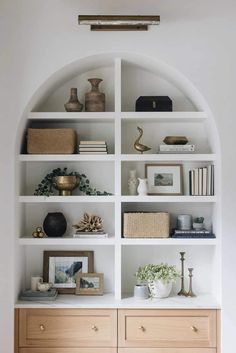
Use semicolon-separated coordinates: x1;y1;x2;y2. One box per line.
135;96;172;112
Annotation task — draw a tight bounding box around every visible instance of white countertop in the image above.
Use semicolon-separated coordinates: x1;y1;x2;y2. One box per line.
15;293;220;309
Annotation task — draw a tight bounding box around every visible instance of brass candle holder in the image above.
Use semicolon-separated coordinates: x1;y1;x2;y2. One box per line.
178;251;188;296
187;268;196;297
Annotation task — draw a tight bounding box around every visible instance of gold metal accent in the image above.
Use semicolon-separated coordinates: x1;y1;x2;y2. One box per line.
92;325;98;331
139;325;145;332
39;324;45;331
134;127;151;154
78;15;160;31
53;175;80;196
187;268;196;297
178;252;188;296
191;325;198;332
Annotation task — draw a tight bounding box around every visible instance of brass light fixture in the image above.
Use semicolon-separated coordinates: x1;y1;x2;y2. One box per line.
78;15;160;31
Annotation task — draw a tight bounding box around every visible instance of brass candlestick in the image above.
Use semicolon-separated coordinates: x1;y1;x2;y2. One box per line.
187;268;196;297
178;252;188;296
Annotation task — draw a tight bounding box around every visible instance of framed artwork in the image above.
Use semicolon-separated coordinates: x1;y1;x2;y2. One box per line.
76;273;104;296
43;251;94;294
145;164;183;195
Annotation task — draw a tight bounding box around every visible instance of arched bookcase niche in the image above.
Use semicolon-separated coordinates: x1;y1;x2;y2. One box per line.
15;52;221;305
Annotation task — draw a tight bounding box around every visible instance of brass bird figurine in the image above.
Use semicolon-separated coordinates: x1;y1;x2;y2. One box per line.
134;126;151;154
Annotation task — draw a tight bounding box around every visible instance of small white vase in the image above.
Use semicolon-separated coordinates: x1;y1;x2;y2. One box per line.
137;178;148;196
128;170;138;195
148;280;172;298
134;284;149;300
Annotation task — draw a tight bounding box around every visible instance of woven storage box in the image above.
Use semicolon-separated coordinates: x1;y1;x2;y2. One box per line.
123;212;170;238
27;128;77;154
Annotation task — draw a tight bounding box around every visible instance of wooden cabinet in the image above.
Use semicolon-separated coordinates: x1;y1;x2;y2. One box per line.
18;309;117;348
118;349;216;353
118;310;217;348
19;349;117;353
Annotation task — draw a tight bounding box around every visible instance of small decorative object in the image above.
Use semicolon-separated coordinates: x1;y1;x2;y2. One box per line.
32;226;45;238
187;268;196;297
137;178;148;196
134;126;151;154
43;212;67;237
123;212;170;238
73;213;104;233
43;251;94;294
177;215;192;231
193;217;204;230
135;96;172;112
19;288;58;301
64;88;83;112
37;282;53;292
145;164;183;195
135;264;179;298
76;273;104;295
163;136;188;145
85;78;105;112
133;284;149;300
54;175;80;196
31;276;43;291
34;167;112;197
178;252;188;296
128;170;138;195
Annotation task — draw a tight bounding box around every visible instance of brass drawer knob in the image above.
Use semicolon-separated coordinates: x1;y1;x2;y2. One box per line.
92;325;98;331
139;325;145;332
39;324;45;331
191;325;198;332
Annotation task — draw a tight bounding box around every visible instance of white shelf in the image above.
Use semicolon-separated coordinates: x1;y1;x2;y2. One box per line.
19;196;115;203
15;293;220;309
121;154;216;162
121;195;217;203
19;236;115;246
121;238;217;246
19;154;115;162
121;112;207;123
28;112;115;123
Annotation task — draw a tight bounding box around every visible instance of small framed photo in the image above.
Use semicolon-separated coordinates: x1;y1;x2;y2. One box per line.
43;251;94;294
76;273;104;296
145;164;183;195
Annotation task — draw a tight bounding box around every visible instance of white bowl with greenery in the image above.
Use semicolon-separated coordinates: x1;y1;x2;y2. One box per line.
135;263;180;298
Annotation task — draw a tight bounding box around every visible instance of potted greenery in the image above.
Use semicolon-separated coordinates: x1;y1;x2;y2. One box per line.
34;167;111;196
193;217;204;230
135;263;179;298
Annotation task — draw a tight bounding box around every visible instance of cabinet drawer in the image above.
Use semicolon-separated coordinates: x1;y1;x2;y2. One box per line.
19;309;117;347
118;310;216;348
118;349;216;353
20;349;117;353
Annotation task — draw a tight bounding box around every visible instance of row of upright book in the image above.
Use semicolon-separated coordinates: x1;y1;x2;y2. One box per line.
189;165;214;196
78;140;108;154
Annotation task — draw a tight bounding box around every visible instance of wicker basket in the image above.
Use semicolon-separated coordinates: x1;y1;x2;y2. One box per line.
27;128;77;154
123;212;170;238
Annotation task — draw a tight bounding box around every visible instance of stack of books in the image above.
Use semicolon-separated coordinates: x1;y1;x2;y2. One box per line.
159;144;195;153
78;141;108;154
73;232;108;239
172;229;215;239
189;165;214;196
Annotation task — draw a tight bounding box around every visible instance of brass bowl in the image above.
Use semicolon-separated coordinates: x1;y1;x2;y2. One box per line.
54;176;80;196
163;136;188;145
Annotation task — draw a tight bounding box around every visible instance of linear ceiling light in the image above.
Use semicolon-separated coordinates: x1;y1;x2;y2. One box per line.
78;15;160;31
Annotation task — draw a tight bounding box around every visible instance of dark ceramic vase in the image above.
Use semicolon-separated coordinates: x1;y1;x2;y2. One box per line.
85;78;105;112
64;88;83;112
43;212;67;237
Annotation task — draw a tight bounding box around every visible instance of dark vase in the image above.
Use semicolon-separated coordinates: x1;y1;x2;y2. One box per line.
64;88;83;112
43;212;67;237
85;78;105;112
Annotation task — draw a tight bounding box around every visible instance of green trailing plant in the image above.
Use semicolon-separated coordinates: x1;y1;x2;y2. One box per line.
135;263;180;284
194;217;204;223
34;167;112;196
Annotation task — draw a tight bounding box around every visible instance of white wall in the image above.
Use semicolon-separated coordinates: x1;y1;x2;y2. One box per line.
1;1;236;352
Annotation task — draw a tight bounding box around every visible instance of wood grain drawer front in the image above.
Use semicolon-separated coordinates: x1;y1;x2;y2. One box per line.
118;349;216;353
19;309;117;347
19;349;117;353
118;310;216;348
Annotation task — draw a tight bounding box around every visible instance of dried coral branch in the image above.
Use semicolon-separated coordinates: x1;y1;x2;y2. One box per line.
73;212;104;233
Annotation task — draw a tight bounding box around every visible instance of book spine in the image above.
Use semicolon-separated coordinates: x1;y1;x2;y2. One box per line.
80;141;106;145
199;168;203;196
79;148;107;151
207;165;212;195
202;167;207;196
194;168;199;196
159;145;195;152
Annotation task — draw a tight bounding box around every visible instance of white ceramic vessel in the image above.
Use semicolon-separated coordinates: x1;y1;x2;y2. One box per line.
148;280;172;298
137;178;148;196
128;170;138;195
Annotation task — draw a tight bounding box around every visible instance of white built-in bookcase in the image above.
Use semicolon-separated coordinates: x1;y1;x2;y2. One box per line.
15;54;221;307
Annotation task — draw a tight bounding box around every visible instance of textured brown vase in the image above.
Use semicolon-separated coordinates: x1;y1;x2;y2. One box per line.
64;88;83;112
85;78;105;112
